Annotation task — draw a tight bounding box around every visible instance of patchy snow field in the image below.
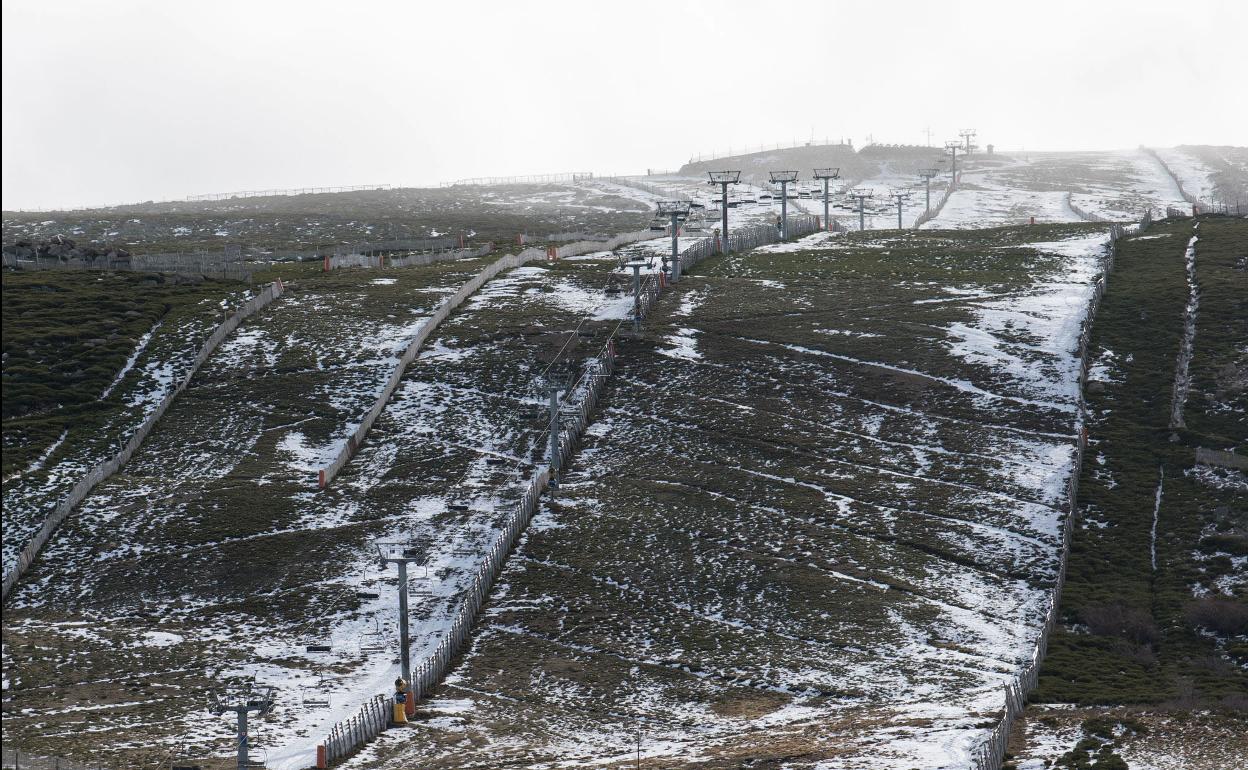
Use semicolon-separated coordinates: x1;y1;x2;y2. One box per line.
1012;707;1248;770
0;219;1149;770
0;255;505;763
2;285;254;576
1153;147;1217;204
924;150;1189;229
339;224;1111;769
0;242;686;766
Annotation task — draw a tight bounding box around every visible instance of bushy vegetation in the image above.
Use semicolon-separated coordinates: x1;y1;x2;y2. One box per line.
2;185;650;257
1033;216;1248;709
1051;717;1140;770
2;270;236;475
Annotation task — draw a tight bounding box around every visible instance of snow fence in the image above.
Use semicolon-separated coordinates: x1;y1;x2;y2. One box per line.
320;311;618;766
1066;192;1112;223
1143;147;1206;214
972;218;1142;770
552;228;665;259
316;216;822;765
316;247;543;488
914;178;958;228
323;242;494;271
317;229;659;489
1;280;287;601
2;248;252;282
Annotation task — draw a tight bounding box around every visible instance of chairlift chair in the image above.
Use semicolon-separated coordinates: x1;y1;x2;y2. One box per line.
304;634;333;653
301;684;331;709
410;573;435;598
249;747;269;770
169;745;201;770
358;620;388;656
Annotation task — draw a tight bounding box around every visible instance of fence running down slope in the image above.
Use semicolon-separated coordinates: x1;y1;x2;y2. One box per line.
317;229;659;489
318;216;820;765
914;178;958;228
1;281;287;601
971;217;1145;770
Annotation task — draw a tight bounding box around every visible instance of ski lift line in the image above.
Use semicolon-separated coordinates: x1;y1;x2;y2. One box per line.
538;314;591;381
529;322;624;450
326;217;818;759
539;262;636;384
538;238;658;382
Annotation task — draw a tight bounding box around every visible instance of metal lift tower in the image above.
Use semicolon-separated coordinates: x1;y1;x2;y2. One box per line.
376;539;428;716
889;189;913;229
959;128;977;156
813;168;841;231
917;168;941;215
944;141;962;185
849;189;874;231
657;200;692;282
769;170;800;239
210;683;276;770
707;171;741;253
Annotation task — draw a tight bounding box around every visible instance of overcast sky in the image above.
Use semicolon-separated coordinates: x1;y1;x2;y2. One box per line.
3;0;1245;210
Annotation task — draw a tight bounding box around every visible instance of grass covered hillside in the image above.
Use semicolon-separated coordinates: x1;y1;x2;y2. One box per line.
2;270;239;476
2;185;651;258
1012;216;1248;770
349;223;1117;768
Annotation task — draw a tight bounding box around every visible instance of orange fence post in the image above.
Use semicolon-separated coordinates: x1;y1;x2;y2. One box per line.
316;745;328;769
